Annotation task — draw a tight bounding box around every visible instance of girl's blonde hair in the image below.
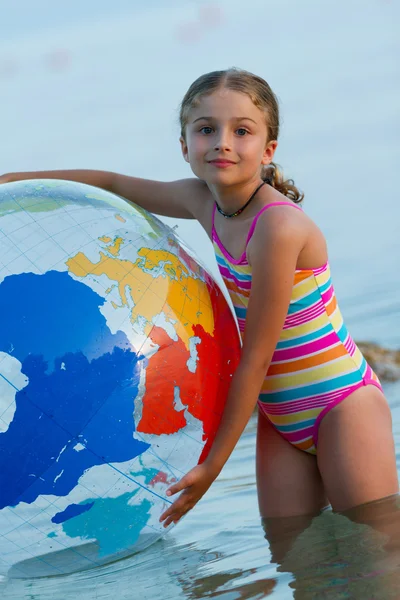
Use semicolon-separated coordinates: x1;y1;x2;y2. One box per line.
179;68;304;204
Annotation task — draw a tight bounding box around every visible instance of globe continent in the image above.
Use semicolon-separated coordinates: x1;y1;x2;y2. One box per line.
0;180;240;578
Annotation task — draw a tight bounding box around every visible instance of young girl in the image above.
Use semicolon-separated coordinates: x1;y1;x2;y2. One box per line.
1;68;398;529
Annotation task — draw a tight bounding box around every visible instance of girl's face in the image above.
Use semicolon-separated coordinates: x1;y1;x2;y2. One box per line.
181;89;277;187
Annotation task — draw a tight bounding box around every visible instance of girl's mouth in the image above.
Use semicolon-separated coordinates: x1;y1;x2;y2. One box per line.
208;160;236;168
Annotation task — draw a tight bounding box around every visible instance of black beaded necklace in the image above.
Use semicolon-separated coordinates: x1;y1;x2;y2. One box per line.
215;180;267;218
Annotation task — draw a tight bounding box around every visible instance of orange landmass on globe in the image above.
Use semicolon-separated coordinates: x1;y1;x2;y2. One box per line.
65;238;214;348
98;236;124;256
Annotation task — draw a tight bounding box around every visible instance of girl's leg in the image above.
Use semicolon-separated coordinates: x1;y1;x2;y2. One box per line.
257;409;328;563
317;385;399;513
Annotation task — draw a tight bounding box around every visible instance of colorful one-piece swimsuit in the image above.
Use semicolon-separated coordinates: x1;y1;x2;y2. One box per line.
212;202;383;455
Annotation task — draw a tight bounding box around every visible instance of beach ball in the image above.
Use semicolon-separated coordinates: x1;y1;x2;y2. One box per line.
0;180;240;578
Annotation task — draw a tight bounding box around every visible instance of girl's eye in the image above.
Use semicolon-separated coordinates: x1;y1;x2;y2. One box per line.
200;126;213;135
236;128;249;136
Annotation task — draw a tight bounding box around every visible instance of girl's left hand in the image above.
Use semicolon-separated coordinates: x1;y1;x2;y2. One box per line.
159;463;219;527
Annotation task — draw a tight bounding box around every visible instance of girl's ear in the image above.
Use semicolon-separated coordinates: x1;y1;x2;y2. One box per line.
180;136;190;163
261;140;278;165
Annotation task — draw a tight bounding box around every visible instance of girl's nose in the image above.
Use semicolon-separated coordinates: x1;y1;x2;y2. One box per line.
213;131;232;152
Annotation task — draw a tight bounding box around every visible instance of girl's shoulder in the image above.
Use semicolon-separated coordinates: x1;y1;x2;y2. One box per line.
247;200;328;270
249;197;308;235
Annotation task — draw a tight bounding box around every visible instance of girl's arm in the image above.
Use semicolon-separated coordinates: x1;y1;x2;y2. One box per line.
160;206;308;526
0;170;206;219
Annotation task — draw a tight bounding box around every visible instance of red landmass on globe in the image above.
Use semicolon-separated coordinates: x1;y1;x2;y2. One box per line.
137;279;240;463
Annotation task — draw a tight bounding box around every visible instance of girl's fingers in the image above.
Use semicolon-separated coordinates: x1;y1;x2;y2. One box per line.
160;498;193;525
166;474;191;497
160;498;186;522
162;511;183;528
163;507;191;528
163;515;176;528
160;507;173;522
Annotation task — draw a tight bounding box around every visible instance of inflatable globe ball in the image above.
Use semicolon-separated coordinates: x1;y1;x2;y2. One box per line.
0;180;240;578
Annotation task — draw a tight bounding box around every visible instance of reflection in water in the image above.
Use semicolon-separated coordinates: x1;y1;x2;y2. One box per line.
178;567;276;599
263;494;400;599
0;537;278;600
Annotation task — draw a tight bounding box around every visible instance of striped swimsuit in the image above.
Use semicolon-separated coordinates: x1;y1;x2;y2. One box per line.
212;202;382;454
